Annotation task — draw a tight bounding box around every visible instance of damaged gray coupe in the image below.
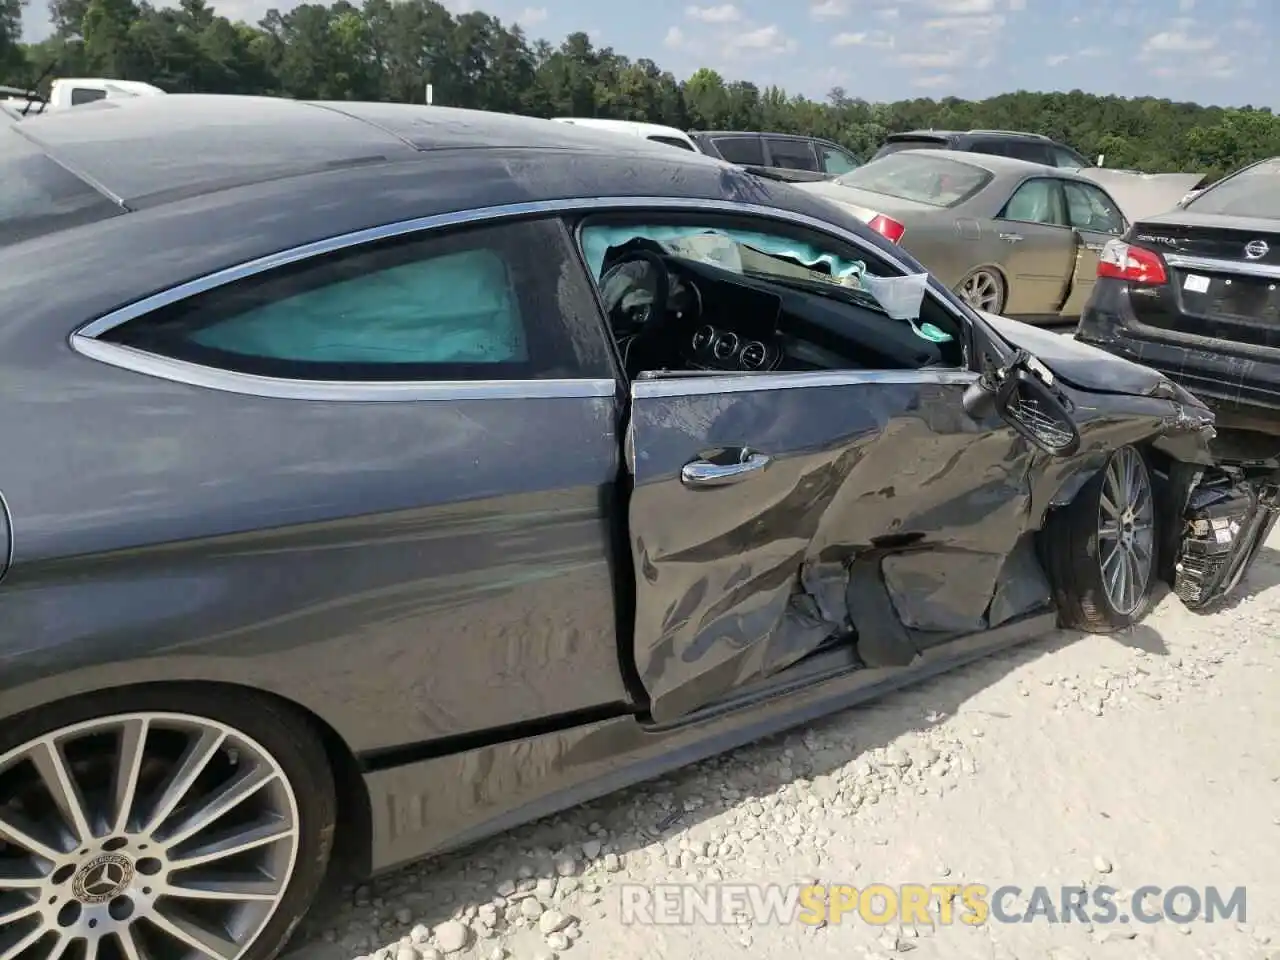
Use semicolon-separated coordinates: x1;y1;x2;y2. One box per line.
0;96;1274;960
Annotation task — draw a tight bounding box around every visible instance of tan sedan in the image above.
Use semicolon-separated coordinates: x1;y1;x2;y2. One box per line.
796;148;1133;324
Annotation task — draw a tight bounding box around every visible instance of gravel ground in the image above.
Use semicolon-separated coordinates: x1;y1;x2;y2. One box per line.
284;530;1280;960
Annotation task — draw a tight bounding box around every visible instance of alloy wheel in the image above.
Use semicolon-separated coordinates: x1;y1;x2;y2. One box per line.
959;270;1003;313
1097;446;1155;615
0;713;300;960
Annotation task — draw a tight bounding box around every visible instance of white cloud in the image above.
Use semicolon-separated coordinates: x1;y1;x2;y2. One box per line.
663;25;686;48
913;73;956;88
875;7;901;19
685;4;741;23
924;14;1005;33
1046;53;1069;65
1078;45;1106;57
926;0;995;12
831;30;895;48
1008;0;1026;9
1202;53;1237;77
515;6;547;25
897;49;967;68
725;23;797;55
1142;28;1215;53
809;0;848;17
1179;0;1195;9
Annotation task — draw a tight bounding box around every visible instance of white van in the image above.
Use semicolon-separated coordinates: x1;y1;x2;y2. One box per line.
1;78;165;114
551;118;701;153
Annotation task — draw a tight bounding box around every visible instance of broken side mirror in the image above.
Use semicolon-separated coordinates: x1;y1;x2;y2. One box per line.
964;350;1081;457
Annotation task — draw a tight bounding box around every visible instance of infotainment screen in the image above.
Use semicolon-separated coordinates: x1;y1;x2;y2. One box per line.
691;273;783;341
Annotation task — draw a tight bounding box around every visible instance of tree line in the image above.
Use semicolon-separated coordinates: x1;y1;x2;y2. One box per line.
3;0;1279;179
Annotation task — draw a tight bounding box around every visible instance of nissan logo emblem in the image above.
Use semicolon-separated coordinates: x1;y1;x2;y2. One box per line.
1244;239;1269;260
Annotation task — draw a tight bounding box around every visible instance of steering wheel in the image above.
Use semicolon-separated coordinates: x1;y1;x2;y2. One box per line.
599;249;673;376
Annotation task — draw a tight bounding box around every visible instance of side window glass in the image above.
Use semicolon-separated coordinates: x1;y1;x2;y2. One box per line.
1063;181;1126;235
1001;178;1067;226
1050;146;1084;168
820;146;859;176
647;135;696;151
71;88;107;106
98;219;615;382
968;140;1009;158
712;136;766;165
764;138;819;171
1004;142;1050;165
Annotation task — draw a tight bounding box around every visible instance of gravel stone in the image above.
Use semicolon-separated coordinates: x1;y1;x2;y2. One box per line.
431;921;469;954
538;910;572;935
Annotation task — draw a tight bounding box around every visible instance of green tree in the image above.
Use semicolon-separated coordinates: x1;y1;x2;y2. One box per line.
10;0;1279;180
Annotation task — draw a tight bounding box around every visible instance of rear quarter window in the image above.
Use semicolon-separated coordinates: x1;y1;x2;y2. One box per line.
97;219;615;383
0;128;121;247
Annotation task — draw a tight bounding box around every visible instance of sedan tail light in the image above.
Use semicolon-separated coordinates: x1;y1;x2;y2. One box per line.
1097;238;1168;286
867;214;906;244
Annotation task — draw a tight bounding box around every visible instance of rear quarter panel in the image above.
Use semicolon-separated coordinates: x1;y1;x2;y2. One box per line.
0;183;632;755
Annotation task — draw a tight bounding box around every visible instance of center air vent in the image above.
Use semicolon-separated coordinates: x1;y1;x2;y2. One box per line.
692;325;716;351
740;341;767;369
713;332;739;361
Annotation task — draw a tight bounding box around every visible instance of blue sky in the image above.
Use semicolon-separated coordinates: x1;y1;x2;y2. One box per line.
20;0;1278;108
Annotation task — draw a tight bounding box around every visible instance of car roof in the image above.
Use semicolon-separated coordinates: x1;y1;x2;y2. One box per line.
3;95;922;334
13;94;719;208
693;130;820;141
888;129;1053;142
552;117;692;140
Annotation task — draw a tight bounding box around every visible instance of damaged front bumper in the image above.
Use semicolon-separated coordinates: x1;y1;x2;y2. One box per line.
1173;471;1280;608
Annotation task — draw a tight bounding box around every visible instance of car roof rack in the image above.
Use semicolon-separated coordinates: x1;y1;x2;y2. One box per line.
966;129;1053;140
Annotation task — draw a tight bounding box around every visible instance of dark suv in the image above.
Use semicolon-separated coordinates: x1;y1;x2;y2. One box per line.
690;131;862;178
872;130;1092;169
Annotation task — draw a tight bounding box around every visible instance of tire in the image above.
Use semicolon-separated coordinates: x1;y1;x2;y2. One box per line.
956;267;1006;315
0;684;337;960
1043;445;1158;632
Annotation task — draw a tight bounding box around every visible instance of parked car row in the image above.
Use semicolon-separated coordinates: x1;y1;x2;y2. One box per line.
552;116;861;178
795;149;1129;323
800;136;1280;479
0;96;1274;960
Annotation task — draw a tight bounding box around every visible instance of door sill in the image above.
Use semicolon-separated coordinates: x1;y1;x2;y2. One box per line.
641;607;1057;734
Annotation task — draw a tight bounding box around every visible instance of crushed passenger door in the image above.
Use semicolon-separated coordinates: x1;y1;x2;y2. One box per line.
625;369;1039;724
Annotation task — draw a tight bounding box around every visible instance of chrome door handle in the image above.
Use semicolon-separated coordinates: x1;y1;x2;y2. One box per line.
999;233;1023;243
681;450;772;488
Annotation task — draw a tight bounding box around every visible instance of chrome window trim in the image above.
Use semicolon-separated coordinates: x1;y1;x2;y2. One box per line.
72;339;617;402
633;368;978;399
0;486;13;582
71;195;981;400
1163;253;1280;282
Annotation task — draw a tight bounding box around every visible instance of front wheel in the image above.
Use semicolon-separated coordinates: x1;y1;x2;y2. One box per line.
0;686;337;960
1043;445;1158;631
